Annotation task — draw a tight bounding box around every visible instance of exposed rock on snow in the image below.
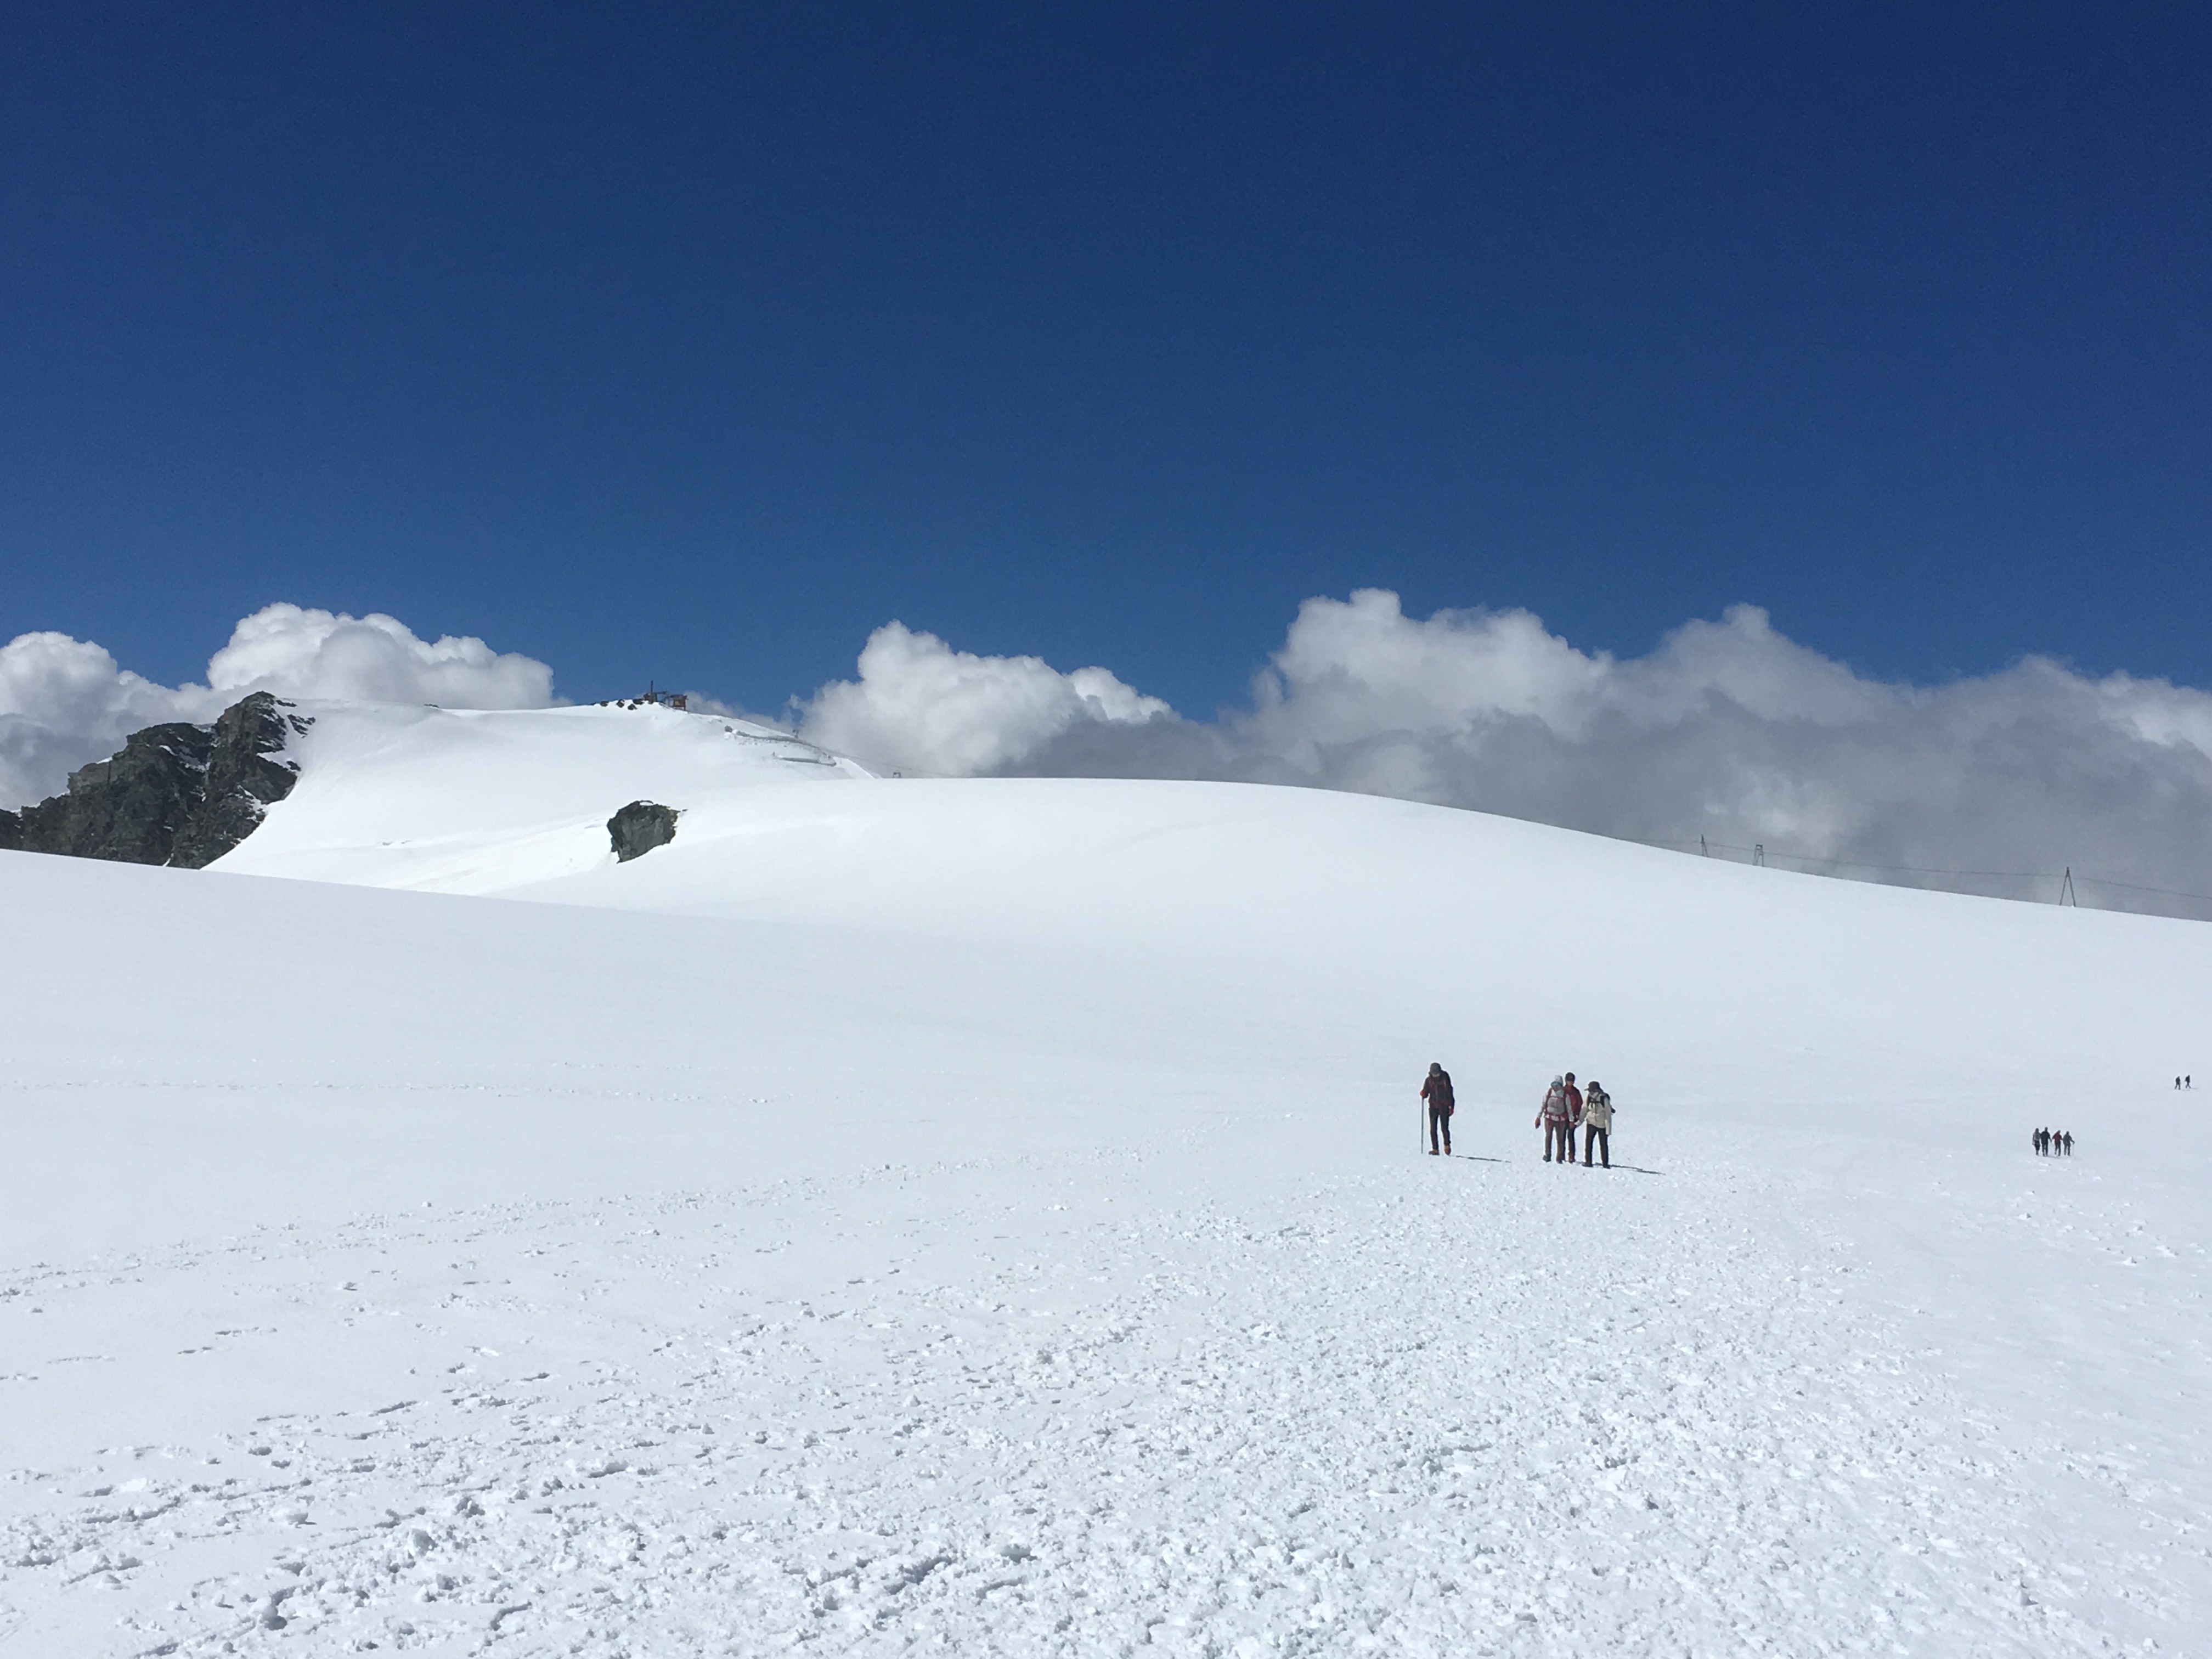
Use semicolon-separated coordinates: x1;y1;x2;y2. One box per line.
607;799;680;862
11;719;215;863
210;699;871;892
174;694;315;868
1;692;310;868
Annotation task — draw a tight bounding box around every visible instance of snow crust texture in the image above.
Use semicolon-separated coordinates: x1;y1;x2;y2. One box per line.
4;1134;2198;1657
1;703;2207;1655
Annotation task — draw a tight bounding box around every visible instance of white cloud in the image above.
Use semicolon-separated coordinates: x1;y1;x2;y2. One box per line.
797;621;1172;775
797;590;2212;917
0;633;224;810
1;605;557;807
203;604;556;708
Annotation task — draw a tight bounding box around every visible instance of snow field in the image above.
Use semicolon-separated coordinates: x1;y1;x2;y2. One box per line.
7;1125;2184;1656
1;709;2208;1655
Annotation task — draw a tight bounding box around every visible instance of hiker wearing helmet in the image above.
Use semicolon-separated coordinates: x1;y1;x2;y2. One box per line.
1537;1075;1576;1163
1581;1080;1613;1167
1420;1062;1455;1156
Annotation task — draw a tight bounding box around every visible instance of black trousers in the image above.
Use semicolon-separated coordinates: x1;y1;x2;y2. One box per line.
1429;1103;1452;1153
1584;1125;1609;1166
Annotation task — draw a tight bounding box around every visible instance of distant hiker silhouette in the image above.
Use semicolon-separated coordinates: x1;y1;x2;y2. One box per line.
1421;1063;1455;1156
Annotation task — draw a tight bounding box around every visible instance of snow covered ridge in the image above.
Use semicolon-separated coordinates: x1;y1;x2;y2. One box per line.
207;698;872;892
0;695;871;885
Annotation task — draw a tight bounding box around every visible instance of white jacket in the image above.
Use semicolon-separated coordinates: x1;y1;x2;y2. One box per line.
1581;1089;1614;1131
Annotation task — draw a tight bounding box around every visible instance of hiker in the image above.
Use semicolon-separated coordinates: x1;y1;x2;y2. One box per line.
1581;1080;1613;1167
1420;1062;1455;1156
1538;1076;1575;1163
2032;1127;2045;1156
2063;1130;2074;1155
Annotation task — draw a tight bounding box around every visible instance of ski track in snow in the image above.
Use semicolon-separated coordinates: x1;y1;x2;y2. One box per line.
3;1126;2193;1657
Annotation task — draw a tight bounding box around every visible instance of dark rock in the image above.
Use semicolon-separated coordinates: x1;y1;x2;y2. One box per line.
0;808;20;852
7;693;310;867
22;721;216;863
172;693;312;869
608;800;679;862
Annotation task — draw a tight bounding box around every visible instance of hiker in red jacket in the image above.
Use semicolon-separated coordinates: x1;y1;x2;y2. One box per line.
1420;1062;1455;1155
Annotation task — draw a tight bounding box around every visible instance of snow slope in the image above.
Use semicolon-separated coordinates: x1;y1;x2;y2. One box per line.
3;700;2208;1656
215;700;870;893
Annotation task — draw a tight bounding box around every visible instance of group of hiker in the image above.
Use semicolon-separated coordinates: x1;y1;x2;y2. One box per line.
1414;1063;2142;1169
1539;1073;1613;1167
1418;1064;1618;1167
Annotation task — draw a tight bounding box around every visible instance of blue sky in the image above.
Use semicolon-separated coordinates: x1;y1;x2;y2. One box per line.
3;2;2208;716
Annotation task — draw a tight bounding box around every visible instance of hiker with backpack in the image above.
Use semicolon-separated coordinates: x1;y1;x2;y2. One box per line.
1538;1076;1576;1164
1420;1062;1455;1156
1581;1080;1613;1167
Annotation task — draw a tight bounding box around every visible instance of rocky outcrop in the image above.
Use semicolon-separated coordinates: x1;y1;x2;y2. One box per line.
15;721;217;864
171;694;314;868
608;800;680;862
4;692;312;868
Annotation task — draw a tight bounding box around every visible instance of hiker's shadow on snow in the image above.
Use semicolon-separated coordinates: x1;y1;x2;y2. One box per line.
1450;1154;1509;1164
1517;1161;1664;1175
